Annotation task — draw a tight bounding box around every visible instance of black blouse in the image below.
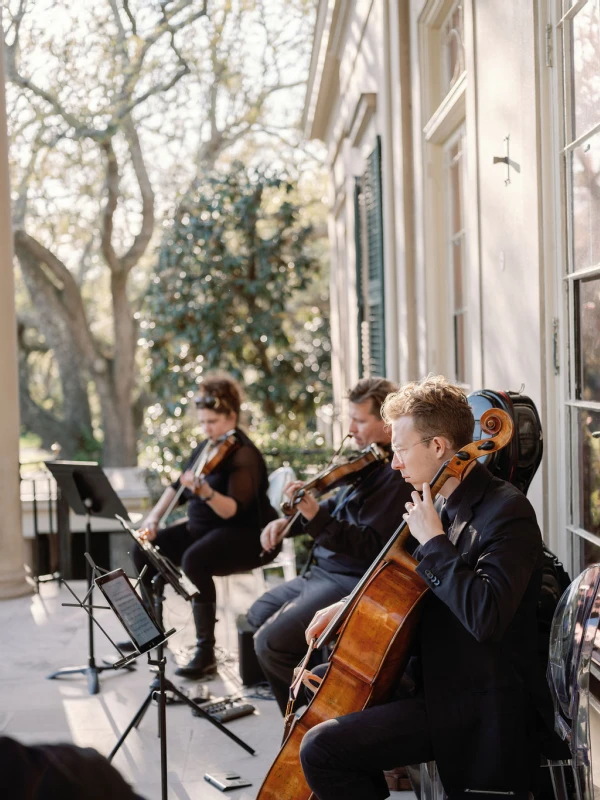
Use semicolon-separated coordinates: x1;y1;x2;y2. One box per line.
170;428;277;533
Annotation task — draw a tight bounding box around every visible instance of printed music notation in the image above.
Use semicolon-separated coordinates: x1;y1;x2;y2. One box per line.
102;576;161;647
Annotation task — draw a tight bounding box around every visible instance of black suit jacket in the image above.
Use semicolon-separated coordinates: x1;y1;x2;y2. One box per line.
413;462;554;793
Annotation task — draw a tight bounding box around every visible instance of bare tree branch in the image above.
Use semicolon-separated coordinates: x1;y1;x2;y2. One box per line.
122;0;137;35
13;230;100;364
120;116;155;273
12;128;44;227
100;138;121;273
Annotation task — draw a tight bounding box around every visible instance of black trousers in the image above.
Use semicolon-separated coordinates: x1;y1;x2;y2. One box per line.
132;519;276;604
247;567;357;713
299;687;535;800
299;688;434;800
299;659;538;800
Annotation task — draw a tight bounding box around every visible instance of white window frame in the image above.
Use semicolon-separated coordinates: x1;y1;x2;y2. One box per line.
443;125;468;384
418;0;478;389
540;0;600;572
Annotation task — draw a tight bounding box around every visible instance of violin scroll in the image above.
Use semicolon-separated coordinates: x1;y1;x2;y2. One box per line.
430;408;514;496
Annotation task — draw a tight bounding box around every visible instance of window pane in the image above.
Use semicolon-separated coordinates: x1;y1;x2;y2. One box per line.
572;131;600;272
454;311;466;384
582;537;600;572
577;408;600;537
571;1;600;141
441;2;464;96
449;151;463;234
576;276;600;401
453;237;464;310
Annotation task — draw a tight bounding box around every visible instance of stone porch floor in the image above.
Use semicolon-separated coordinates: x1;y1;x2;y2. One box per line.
0;572;411;799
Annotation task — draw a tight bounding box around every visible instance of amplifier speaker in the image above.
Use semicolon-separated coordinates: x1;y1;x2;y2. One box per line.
236;613;266;686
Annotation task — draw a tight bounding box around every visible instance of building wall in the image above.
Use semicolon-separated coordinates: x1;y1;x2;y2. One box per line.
306;0;549;528
471;0;545;520
308;0;413;423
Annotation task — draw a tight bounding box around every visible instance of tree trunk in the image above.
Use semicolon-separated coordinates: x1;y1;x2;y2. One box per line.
98;270;138;466
15;242;95;458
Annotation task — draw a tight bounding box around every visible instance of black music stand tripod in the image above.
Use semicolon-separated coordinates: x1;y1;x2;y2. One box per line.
109;572;255;764
61;561;177;800
45;460;133;695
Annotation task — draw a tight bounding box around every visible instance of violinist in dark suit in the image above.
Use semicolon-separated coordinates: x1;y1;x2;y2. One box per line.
300;376;554;800
247;377;414;714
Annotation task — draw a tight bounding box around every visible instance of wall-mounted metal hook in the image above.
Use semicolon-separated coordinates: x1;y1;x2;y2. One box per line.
493;135;511;185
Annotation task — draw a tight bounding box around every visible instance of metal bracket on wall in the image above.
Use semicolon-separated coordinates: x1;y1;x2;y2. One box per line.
493;135;511;186
552;317;560;376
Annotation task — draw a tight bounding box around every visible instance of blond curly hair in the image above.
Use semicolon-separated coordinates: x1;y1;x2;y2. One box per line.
380;375;474;449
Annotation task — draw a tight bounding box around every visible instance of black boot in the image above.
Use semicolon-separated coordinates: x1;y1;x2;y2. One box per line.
174;602;218;679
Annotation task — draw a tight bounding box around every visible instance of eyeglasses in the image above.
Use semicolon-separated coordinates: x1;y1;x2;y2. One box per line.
195;394;222;410
391;436;436;460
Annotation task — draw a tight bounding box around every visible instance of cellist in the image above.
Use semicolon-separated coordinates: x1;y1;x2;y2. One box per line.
247;377;414;713
299;376;554;799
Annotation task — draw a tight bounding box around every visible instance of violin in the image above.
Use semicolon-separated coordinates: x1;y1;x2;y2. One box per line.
258;442;390;559
256;408;514;800
128;431;241;601
280;442;390;516
154;429;240;528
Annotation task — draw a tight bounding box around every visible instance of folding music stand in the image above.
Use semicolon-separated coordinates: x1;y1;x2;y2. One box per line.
61;563;177;800
112;516;255;758
45;460;132;695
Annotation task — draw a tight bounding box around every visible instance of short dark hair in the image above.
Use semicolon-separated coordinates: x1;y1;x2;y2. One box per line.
347;377;398;419
381;375;474;449
195;374;242;418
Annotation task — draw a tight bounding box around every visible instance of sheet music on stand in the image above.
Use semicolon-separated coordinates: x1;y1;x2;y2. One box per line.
95;568;174;660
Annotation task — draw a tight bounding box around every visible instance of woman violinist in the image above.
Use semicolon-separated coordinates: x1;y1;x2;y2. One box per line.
246;377;414;713
133;374;278;679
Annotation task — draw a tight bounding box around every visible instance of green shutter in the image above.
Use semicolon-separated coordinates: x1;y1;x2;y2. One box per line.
363;137;386;377
354;178;364;379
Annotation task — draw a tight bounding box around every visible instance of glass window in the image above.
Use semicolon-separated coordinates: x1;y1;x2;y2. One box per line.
444;131;467;384
570;1;600;141
571;132;600;273
569;133;600;270
454;312;466;384
576;276;600;401
441;1;465;97
576;408;600;538
579;536;600;573
453;237;464;309
562;3;600;582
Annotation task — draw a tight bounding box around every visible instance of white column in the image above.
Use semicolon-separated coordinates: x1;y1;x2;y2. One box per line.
0;36;30;599
379;1;400;382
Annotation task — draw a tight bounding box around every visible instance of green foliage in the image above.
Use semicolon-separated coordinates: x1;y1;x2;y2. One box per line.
141;162;331;472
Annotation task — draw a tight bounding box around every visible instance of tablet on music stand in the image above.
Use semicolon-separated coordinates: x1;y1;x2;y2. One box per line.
95;568;172;655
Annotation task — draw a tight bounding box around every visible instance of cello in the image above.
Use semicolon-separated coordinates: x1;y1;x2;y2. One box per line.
256;407;514;800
